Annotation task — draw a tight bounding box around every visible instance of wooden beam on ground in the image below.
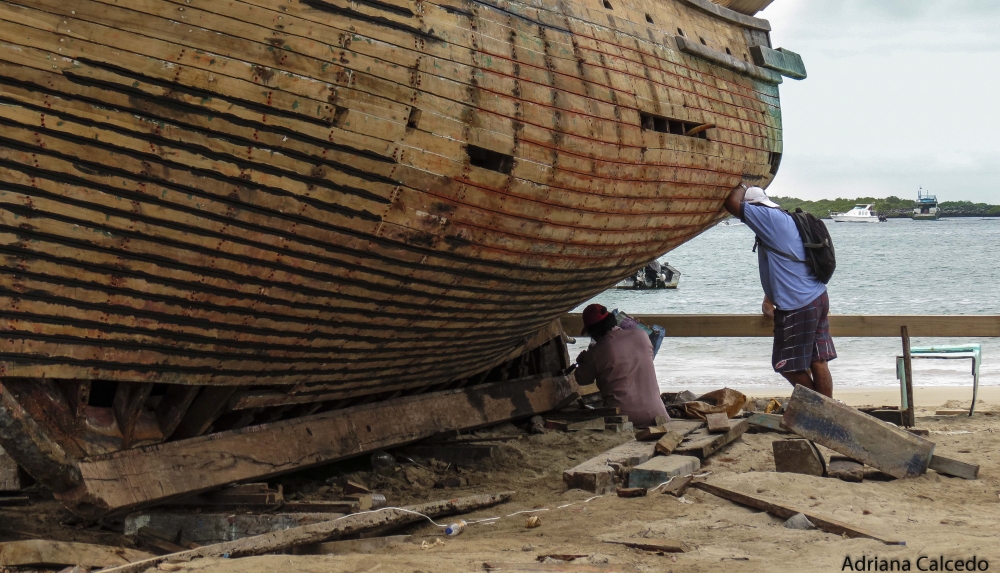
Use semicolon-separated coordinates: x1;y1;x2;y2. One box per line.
58;376;574;516
928;455;979;480
693;482;905;545
901;326;916;427
101;492;512;573
0;540;154;568
746;413;790;433
124;512;347;545
604;538;690;553
782;385;934;479
113;383;154;449
562;314;1000;338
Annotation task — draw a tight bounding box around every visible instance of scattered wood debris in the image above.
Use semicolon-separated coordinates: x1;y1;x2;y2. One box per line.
772;439;827;477
604;538;690;553
929;455;979;480
827;456;864;483
705;413;730;433
615;487;647;498
290;535;415;555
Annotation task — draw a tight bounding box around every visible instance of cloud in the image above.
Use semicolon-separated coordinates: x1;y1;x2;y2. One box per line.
758;2;1000;203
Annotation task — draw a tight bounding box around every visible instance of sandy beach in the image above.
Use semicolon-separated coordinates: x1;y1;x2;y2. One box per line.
52;389;986;573
749;385;998;411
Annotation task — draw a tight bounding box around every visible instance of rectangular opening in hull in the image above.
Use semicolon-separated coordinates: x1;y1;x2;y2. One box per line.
468;145;514;174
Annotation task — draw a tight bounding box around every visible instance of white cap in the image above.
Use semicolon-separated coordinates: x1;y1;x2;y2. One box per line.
744;186;779;208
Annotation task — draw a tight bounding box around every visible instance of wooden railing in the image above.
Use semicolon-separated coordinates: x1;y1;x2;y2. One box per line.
561;314;1000;337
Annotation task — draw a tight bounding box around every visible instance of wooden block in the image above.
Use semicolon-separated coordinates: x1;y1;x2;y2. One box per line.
604;538;689;553
64;377;574;516
0;446;22;491
628;456;701;489
658;475;693;497
291;535;414;555
616;487;647;498
0;540;154;568
782;385;934;479
604;416;629;424
705;413;730;433
343;481;371;495
545;418;606;432
928;455;979;480
827;456;864;483
634;426;668;441
563;441;657;494
654;432;685;456
605;422;634;433
654;416;669;426
345;494;374;511
772;439;826;477
746;413;790;433
935;410;969;416
693;482;905;545
675;419;749;459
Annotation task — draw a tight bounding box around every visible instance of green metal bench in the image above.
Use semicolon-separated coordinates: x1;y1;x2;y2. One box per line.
896;344;982;416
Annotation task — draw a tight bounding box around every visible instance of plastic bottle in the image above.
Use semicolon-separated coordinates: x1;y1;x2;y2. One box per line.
444;520;467;536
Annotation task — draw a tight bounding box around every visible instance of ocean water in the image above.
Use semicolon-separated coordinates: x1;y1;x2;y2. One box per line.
571;218;1000;393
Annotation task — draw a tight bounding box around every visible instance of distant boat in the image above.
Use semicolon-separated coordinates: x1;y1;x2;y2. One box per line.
830;204;882;223
717;219;744;227
913;188;941;220
615;261;680;290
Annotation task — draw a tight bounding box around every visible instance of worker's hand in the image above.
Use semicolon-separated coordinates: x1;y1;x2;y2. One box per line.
761;297;775;320
576;349;590;365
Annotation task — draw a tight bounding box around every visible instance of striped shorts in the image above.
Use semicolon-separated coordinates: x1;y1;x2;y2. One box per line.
771;291;837;373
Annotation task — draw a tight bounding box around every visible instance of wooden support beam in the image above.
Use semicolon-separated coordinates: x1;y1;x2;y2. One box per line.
113;383;154;449
169;386;239;440
154;385;201;438
693;482;905;545
57;376;574;516
928;455;979;480
562;314;1000;338
901;326;916;427
101;492;512;573
782;385;934;479
57;380;91;421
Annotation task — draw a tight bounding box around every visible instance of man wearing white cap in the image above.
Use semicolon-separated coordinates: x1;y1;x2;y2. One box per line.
724;184;836;397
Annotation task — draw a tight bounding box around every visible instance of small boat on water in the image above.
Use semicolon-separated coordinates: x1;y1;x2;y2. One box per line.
615;261;680;290
913;188;941;220
830;204;882;223
717;219;744;227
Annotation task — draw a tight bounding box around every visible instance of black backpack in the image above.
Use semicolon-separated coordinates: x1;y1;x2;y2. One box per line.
753;208;836;284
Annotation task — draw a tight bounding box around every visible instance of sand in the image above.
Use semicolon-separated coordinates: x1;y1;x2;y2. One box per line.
130;390;1000;573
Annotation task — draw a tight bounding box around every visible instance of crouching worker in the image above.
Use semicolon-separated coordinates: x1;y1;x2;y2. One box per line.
575;304;669;428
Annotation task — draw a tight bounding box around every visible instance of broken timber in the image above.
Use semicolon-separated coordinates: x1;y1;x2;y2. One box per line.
58;376;573;516
693;482;905;545
604;538;690;553
928;455;979;480
782;385;934;479
102;492;512;573
674;419;748;459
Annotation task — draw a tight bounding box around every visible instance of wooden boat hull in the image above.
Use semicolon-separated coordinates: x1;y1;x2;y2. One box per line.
0;0;799;509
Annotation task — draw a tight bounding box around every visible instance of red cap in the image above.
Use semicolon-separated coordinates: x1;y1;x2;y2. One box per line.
581;304;609;335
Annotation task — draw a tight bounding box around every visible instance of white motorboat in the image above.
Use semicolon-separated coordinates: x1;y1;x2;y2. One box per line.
830;204;882;223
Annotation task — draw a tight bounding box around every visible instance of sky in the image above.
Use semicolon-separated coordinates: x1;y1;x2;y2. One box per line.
757;1;1000;203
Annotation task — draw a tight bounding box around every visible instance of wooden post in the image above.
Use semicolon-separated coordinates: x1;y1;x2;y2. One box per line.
901;326;915;427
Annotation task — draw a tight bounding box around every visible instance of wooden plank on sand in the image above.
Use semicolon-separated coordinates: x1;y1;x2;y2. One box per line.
782;385;934;479
674;419;748;459
59;377;574;516
604;538;690;553
928;455;979;480
102;492;511;573
692;482;905;545
0;540;154;568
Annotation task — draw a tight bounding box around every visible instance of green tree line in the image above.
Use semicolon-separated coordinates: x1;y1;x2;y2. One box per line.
768;196;1000;219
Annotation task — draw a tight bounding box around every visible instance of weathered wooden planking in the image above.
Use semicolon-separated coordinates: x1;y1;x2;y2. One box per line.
0;540;153;568
563;315;1000;338
563;441;657;494
782;386;934;479
693;482;905;545
58;376;574;515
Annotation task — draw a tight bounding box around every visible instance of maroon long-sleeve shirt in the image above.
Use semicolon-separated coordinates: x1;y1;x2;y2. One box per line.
575;327;669;428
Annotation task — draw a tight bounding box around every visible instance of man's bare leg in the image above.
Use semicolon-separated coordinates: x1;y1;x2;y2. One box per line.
810;360;833;398
781;370;815;392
